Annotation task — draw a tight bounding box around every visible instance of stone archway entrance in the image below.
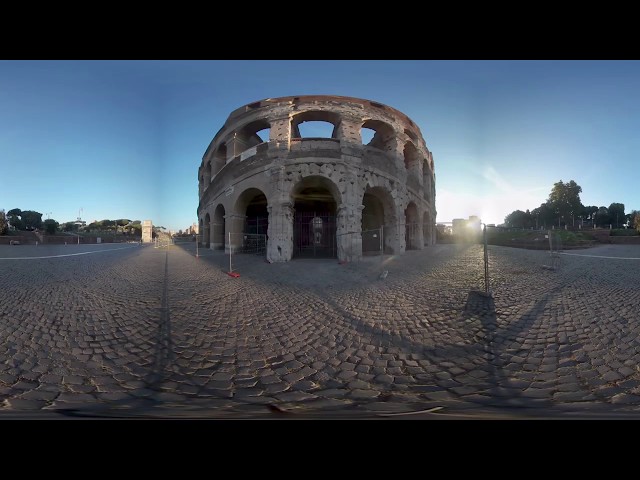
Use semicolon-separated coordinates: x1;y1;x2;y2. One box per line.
361;186;396;254
292;177;338;258
241;190;269;235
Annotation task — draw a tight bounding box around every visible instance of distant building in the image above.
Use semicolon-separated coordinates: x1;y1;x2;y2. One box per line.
452;218;466;236
452;216;482;235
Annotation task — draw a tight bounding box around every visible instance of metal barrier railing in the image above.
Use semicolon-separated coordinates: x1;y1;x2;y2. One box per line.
227;232;266;276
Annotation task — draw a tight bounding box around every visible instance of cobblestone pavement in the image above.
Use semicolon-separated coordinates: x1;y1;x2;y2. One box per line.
1;241;640;418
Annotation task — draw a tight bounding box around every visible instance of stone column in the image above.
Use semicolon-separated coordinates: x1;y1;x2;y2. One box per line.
266;202;294;262
336;203;364;263
336;116;362;144
225;214;246;253
211;220;224;250
415;214;424;250
384;205;405;254
269;117;292;151
142;220;153;244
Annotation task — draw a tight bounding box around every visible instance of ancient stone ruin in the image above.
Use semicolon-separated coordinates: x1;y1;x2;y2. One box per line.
197;95;436;263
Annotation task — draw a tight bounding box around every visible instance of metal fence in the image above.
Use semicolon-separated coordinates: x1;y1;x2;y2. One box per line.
227;232;266;275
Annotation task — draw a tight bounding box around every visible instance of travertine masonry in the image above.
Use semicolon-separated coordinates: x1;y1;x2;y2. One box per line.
197;95;436;262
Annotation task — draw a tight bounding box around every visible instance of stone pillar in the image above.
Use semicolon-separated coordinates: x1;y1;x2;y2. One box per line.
266;202;294;262
385;134;403;167
385;206;405;254
269;117;292;151
336;116;362;144
142;220;153;244
225;214;246;253
269;116;291;144
416;214;424;250
211;221;223;250
336;203;364;263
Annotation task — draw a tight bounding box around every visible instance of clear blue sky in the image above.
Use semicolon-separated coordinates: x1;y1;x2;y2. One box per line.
2;60;639;229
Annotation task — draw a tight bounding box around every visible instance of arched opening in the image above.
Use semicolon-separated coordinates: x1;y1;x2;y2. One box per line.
204;213;211;249
291;176;339;258
212;144;227;177
361;186;396;254
404;142;420;172
405;202;419;250
234;188;269;255
423;211;432;246
212;204;225;250
291;111;340;139
423;159;431;199
203;161;212;186
198;218;204;245
404;128;418;144
361;128;375;145
255;128;270;143
361;119;395;151
236;189;268;234
199;175;204;196
230;119;271;158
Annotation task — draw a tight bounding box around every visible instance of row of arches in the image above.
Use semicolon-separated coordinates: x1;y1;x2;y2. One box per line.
199;176;434;261
200;112;434;191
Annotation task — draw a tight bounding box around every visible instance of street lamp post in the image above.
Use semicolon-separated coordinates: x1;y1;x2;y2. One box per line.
77;207;83;245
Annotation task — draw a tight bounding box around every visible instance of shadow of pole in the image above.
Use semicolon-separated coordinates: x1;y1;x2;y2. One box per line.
145;251;175;387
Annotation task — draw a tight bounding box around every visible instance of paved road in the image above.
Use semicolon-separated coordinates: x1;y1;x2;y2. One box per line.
1;242;640;418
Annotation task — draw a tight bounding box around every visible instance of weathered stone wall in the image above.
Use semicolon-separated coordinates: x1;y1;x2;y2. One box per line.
197;95;437;262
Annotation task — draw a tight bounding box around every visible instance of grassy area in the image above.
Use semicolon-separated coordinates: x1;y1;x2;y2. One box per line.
485;229;595;249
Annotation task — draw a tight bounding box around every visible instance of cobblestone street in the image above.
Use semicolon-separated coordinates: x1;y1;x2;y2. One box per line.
1;242;640;418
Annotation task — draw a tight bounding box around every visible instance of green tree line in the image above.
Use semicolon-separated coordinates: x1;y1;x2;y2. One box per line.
0;208;144;236
504;180;639;231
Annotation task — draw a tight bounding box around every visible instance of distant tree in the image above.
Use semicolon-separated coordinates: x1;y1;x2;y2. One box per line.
608;203;625;228
531;203;555;229
504;210;533;229
581;205;599;225
0;210;7;235
20;210;43;230
595;206;611;228
43;219;59;234
62;221;77;232
547;180;582;226
116;219;131;227
630;210;640;232
7;208;24;230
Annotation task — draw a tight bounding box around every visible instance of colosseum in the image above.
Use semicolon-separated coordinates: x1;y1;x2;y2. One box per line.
197;95;436;263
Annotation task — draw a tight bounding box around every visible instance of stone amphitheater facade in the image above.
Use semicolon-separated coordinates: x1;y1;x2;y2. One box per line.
197;95;436;263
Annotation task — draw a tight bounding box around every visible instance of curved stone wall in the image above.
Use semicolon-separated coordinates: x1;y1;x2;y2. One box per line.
197;95;436;263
